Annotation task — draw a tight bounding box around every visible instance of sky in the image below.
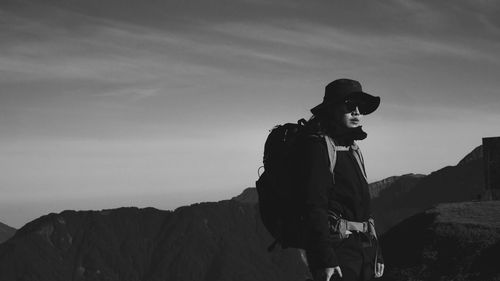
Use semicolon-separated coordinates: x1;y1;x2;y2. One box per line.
1;0;499;228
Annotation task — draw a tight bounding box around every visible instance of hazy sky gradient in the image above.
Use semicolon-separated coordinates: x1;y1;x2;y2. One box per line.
1;0;499;228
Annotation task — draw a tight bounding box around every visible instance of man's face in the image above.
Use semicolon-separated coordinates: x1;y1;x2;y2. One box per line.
337;100;363;128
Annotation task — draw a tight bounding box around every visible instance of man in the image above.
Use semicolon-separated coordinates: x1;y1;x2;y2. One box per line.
300;79;384;281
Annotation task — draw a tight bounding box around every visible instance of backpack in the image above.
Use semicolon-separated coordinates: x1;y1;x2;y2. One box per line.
256;119;339;250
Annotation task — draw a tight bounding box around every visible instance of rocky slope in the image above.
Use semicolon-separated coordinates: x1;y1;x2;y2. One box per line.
0;202;308;281
0;221;16;244
380;201;500;281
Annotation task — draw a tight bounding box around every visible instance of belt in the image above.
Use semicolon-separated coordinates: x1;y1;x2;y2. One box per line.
346;220;369;233
328;211;372;237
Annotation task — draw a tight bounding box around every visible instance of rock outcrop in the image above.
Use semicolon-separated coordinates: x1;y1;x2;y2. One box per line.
380;201;500;281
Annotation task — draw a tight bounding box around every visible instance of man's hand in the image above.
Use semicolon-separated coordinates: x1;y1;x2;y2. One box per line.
374;263;384;278
313;266;342;281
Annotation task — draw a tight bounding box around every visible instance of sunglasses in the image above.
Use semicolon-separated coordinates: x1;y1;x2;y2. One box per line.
344;99;367;114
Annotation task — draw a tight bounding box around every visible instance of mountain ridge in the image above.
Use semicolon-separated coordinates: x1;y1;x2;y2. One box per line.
370;144;485;233
0;202;308;281
368;173;425;199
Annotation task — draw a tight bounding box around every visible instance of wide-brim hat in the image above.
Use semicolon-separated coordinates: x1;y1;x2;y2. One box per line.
311;79;380;115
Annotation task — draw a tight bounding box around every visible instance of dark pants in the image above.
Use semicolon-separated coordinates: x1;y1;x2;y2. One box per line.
306;233;376;281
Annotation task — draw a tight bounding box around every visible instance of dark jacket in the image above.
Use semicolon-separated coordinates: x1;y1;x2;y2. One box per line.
299;134;381;268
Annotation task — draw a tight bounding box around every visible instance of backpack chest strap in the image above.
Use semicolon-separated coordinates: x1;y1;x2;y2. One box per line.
335;145;350;151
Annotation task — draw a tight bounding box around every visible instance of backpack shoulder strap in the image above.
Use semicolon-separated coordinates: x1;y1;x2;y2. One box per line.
351;142;368;183
323;135;337;184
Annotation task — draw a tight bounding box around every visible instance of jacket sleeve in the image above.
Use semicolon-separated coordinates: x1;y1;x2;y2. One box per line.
302;136;338;268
